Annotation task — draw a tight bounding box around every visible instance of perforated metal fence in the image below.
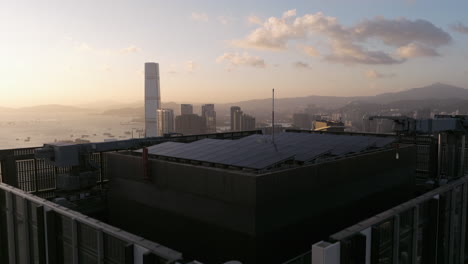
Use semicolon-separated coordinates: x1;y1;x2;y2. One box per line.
0;148;107;198
0;183;183;264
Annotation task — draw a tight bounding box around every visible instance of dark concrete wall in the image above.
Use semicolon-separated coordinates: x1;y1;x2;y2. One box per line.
106;154;258;263
106;154;256;235
105;146;416;264
254;146;416;262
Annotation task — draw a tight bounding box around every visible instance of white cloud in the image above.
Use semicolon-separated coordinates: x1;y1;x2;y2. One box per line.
293;61;311;69
191;12;209;22
282;9;297;19
233;11;452;64
298;44;320;57
397;43;439;58
450;22;468;34
119;45;141;54
365;69;395;79
247;15;262;25
216;52;266;69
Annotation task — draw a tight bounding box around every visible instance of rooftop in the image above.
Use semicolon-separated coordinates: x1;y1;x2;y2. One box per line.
136;132;396;172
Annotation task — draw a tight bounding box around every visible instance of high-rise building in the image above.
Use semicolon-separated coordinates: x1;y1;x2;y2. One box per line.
202;104;216;133
230;106;242;131
231;106;255;131
181;104;193;115
241;114;256;131
145;62;161;137
175;114;206;135
157;109;174;136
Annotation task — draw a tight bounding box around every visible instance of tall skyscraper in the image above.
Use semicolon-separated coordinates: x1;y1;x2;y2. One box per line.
202;104;216;133
241;114;256;131
231;106;255;131
230;106;241;131
145;62;161;137
157;109;174;136
181;104;193;115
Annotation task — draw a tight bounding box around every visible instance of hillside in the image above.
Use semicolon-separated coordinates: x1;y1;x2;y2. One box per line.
20;104;91;113
369;83;468;104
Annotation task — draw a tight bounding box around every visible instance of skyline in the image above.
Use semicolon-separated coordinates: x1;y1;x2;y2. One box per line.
1;0;468;107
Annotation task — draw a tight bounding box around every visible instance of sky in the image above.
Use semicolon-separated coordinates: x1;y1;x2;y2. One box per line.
1;0;468;107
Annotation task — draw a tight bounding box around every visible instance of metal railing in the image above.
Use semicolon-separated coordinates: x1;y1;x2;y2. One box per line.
0;182;183;264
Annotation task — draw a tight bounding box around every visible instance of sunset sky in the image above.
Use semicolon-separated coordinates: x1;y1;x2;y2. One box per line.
1;0;468;107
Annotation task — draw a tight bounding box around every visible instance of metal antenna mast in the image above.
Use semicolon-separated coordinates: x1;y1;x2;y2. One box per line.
272;88;275;143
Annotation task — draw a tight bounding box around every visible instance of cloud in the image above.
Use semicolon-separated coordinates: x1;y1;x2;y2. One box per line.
216;52;266;69
397;43;439;58
191;12;209;22
365;69;396;79
450;22;468;34
75;43;142;56
282;9;297;19
247;15;262;25
298;44;320;57
293;61;311;69
353;17;451;47
218;16;233;25
233;11;452;65
119;45;141;54
326;41;405;64
186;61;197;72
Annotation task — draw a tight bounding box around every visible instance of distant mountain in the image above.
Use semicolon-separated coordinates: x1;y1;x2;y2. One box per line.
0;106;14;112
4;83;466;118
17;104;91;113
101;107;143;116
100;102;179;116
216;95;363;118
368;83;468;104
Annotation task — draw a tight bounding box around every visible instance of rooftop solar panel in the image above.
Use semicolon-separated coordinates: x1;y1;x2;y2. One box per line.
138;132;396;170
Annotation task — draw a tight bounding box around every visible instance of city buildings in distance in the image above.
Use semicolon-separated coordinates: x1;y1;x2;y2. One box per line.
230;106;256;131
175;103;218;135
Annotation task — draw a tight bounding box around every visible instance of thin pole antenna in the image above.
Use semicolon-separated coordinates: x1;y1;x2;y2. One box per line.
272;88;275;143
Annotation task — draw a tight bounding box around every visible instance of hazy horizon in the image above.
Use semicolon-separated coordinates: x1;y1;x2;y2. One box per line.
1;0;468;107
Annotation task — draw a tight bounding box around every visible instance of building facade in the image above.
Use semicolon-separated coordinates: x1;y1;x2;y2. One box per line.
175;114;206;135
157;109;175;136
231;106;242;131
144;62;161;137
181;104;193;115
202;104;216;133
231;106;255;131
241;114;256;131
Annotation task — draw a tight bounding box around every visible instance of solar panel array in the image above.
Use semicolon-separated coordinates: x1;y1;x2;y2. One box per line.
138;132;395;170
